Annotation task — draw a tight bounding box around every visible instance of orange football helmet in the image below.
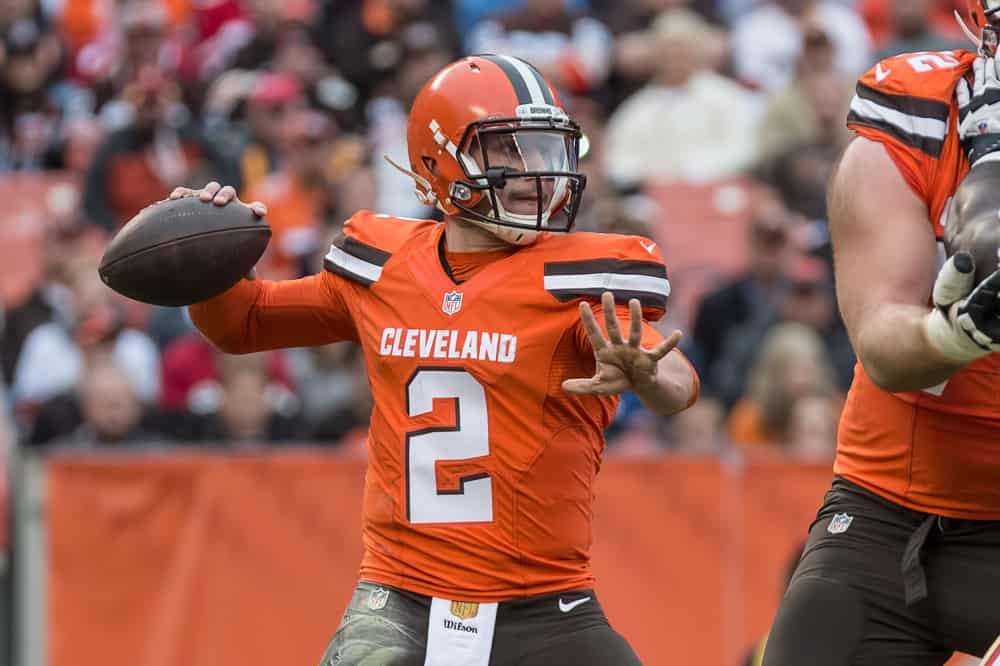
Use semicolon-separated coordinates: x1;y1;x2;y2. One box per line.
403;55;586;245
961;0;1000;54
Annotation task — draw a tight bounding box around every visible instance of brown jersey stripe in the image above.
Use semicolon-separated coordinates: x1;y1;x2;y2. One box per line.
544;258;668;278
332;232;392;266
847;111;945;157
855;81;951;121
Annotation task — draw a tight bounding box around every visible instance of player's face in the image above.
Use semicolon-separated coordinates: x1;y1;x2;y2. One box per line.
473;131;569;216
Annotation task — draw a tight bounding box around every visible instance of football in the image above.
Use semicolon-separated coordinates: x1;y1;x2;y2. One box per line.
944;166;1000;285
98;196;271;307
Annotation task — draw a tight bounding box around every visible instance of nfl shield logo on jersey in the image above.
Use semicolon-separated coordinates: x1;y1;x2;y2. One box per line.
367;587;390;611
442;291;463;316
827;513;854;535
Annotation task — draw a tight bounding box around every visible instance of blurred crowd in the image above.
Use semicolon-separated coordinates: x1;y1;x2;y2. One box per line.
0;0;970;458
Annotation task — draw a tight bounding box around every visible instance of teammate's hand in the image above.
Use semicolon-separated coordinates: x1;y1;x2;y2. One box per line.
562;291;682;396
956;56;1000;165
169;181;268;217
925;252;1000;363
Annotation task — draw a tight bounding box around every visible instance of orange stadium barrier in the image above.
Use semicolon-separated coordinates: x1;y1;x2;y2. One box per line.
44;451;845;666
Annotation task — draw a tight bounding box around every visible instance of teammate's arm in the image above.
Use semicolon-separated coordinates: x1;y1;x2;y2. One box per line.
562;291;698;415
177;183;359;353
829;137;964;391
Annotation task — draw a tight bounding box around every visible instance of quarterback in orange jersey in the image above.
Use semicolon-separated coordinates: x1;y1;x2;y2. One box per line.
174;55;699;666
763;3;1000;665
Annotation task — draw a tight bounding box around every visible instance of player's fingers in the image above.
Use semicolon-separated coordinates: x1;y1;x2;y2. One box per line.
249;201;268;217
170;186;194;200
627;298;643;347
957;78;971;118
561;376;601;394
213;185;237;206
602;292;624;345
648;329;683;362
579;301;608;352
199;181;221;201
934;252;976;307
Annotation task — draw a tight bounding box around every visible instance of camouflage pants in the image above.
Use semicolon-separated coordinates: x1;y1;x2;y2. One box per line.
317;580;642;666
318;582;427;666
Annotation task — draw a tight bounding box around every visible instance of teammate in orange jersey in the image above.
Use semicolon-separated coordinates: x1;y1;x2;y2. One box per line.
172;54;698;666
762;4;1000;665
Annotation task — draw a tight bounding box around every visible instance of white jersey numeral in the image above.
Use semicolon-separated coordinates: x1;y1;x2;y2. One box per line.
406;368;493;524
907;53;960;73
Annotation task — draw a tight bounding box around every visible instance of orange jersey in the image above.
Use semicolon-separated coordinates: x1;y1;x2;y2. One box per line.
190;211;692;600
839;49;1000;519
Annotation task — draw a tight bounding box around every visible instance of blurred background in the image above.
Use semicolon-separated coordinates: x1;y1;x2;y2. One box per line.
0;0;979;664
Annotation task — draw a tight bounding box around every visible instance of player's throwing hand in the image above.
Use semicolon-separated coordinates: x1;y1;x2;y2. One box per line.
562;291;682;396
169;181;268;217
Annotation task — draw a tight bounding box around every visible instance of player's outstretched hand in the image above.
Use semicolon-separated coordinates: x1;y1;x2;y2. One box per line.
562;291;682;396
169;181;268;218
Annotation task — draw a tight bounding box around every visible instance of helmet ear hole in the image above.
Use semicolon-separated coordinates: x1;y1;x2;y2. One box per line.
422;156;439;176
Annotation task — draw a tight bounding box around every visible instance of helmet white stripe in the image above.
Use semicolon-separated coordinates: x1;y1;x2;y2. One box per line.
499;55;547;105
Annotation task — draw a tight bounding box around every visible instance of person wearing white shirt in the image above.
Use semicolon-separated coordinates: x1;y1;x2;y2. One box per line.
604;8;761;185
731;0;872;92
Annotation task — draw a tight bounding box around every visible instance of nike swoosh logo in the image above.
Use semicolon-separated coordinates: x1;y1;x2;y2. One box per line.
640;241;657;254
875;64;891;82
558;596;591;613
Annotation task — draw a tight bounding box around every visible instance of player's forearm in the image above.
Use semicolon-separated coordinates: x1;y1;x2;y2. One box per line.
189;272;354;353
632;350;699;416
188;278;264;354
855;304;964;393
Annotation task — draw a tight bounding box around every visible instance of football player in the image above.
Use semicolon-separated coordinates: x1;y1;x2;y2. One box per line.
762;4;1000;665
173;55;699;666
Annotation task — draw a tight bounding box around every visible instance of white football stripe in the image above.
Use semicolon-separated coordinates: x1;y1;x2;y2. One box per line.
325;244;383;283
501;55;546;105
544;272;671;298
849;96;947;141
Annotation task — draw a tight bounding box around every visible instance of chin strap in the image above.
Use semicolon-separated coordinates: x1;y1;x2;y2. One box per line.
383;154;440;207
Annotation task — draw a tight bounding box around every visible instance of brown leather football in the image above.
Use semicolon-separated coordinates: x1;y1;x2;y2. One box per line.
98;197;271;307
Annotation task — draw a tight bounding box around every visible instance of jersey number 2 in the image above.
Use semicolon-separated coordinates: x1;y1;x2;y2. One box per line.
406;368;493;524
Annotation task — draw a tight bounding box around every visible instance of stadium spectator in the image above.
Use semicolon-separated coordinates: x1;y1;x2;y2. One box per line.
603;8;758;186
64;359;159;446
10;258;160;409
369;30;453;218
159;332;293;413
691;187;796;395
710;253;855;407
726;322;840;449
0;14;70;170
83;65;238;231
71;0;180;113
781;388;841;460
873;0;966;59
604;0;725;111
731;0;871;92
45;114;104;174
0;213;89;386
27;353;168;446
287;344;372;443
754;28;853;167
667;397;725;453
190;353;304;445
204;71;304;194
466;0;613;95
313;0;459;111
245;107;338;278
